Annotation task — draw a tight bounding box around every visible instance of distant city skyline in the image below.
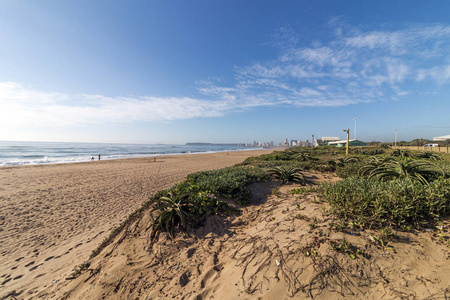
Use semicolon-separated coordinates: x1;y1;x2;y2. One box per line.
1;1;450;144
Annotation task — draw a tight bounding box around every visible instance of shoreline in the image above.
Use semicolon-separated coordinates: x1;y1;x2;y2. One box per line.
0;146;279;168
0;149;274;298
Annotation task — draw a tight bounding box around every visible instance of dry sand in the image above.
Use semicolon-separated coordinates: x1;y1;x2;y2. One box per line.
36;171;450;300
0;149;274;299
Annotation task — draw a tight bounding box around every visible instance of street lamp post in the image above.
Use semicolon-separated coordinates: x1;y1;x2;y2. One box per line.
353;117;358;140
342;128;350;155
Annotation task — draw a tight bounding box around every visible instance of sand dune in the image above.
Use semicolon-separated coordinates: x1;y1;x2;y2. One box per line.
36;172;450;299
0;150;274;299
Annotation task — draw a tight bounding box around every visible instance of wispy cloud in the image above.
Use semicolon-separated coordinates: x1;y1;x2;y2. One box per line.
2;23;450;130
0;82;232;128
201;23;450;109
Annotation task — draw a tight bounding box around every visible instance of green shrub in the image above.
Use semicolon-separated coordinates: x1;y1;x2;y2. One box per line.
150;189;231;238
350;148;384;155
187;166;268;205
319;177;450;229
335;161;364;178
260;151;297;161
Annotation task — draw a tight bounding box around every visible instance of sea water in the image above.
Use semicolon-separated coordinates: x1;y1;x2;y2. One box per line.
0;141;260;166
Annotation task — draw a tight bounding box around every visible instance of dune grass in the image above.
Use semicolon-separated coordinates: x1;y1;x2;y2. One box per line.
90;146;450;259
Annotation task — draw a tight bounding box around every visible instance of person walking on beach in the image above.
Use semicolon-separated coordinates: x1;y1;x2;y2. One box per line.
98;154;101;161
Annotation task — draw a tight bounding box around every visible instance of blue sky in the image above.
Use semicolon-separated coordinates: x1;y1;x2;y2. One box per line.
1;0;450;144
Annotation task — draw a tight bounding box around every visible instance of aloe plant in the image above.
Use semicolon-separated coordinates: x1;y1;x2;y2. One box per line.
368;159;444;185
296;152;318;162
329;156;360;167
415;151;443;161
358;156;395;176
268;166;305;185
151;193;190;238
391;149;414;158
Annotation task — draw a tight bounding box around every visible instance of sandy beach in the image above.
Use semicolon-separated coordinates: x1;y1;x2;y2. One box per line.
0;149;274;299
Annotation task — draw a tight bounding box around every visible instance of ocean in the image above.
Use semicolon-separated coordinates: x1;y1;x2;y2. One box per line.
0;141;261;166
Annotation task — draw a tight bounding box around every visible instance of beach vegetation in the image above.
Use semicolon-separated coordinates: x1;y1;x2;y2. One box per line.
147;166;268;237
90;145;450;258
331;239;369;260
68;261;90;280
357;156;395;176
186;166;268;205
367;159;444;185
268;166;306;185
350;148;385;155
329;156;361;167
271;188;282;197
391;149;414;158
319;176;450;230
335;160;364;179
150;190;231;238
296;152;319;161
150;193;190;238
415;151;443;161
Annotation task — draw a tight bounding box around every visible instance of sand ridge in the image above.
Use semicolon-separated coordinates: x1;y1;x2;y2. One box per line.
0;149;274;299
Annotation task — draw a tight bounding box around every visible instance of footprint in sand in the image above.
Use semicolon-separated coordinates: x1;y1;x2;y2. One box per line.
13;274;24;280
24;261;35;267
44;256;55;261
1;278;12;285
187;248;196;258
15;257;24;262
10;266;18;270
29;264;42;271
179;271;191;287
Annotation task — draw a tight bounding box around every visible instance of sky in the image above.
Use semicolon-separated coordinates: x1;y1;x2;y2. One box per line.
1;0;450;144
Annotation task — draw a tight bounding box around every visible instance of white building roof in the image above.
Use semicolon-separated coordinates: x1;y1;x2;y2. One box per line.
433;135;450;141
328;139;357;145
321;137;340;141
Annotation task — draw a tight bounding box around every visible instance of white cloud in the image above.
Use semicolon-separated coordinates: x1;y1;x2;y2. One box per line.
385;59;409;84
0;82;234;129
2;23;450;134
416;65;450;83
345;31;402;51
203;23;450;111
